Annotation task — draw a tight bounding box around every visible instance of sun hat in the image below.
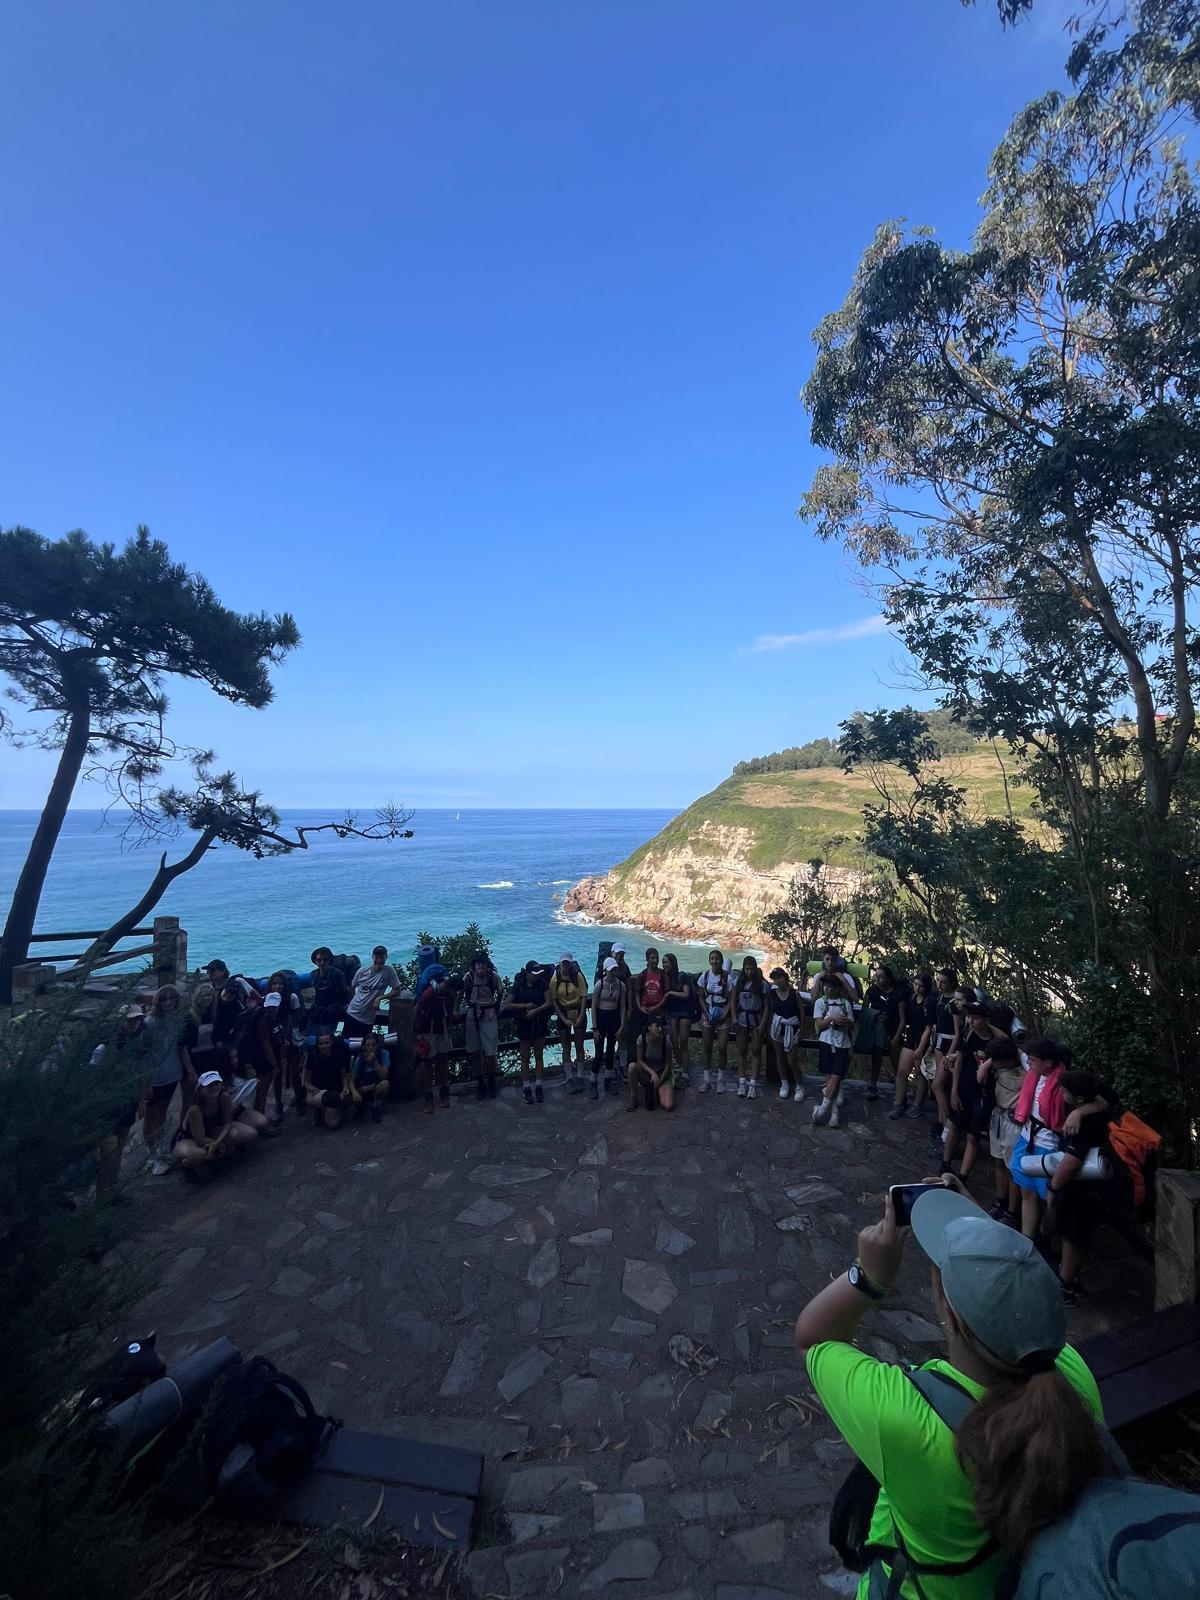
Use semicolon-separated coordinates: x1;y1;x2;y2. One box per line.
603;957;619;973
911;1188;1066;1367
197;1071;223;1088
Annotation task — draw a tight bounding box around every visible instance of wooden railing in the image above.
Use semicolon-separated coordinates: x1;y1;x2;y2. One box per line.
11;916;189;1005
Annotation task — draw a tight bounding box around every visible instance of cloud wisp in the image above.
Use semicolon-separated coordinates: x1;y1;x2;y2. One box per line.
745;614;889;654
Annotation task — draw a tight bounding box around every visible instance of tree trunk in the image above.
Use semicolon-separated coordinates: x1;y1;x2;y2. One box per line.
83;828;217;965
0;707;90;1006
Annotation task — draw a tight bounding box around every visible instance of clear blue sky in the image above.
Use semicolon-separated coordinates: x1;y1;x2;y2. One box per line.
0;1;1072;811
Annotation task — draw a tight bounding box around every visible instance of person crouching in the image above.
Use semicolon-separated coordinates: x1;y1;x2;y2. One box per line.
303;1027;354;1128
171;1070;260;1179
627;1018;675;1112
351;1031;390;1123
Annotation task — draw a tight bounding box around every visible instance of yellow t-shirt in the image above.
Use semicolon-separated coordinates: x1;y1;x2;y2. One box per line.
806;1341;1103;1600
550;974;587;1021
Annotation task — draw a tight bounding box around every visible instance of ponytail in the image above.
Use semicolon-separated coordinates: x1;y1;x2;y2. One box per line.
955;1365;1109;1555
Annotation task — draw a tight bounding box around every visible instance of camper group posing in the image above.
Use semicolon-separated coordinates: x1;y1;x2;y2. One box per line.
412;942;860;1121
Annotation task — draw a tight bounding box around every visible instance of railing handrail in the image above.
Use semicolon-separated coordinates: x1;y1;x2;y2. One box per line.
27;928;155;944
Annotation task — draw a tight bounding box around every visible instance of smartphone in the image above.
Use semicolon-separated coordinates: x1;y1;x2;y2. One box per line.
889;1182;943;1228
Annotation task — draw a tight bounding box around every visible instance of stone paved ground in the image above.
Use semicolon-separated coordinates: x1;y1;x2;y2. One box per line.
121;1069;1154;1600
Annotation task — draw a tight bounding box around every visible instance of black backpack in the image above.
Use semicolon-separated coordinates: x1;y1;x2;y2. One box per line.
199;1357;337;1509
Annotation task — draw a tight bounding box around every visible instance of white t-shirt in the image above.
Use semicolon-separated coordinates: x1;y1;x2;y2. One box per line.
813;995;854;1052
697;970;731;1019
1024;1074;1060;1151
347;963;401;1023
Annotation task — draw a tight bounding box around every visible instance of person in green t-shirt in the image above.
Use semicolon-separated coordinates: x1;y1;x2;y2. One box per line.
795;1177;1111;1600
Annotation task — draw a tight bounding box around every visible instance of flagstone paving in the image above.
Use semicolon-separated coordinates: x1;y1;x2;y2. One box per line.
120;1073;1154;1598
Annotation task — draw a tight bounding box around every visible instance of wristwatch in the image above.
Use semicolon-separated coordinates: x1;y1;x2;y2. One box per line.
847;1261;888;1301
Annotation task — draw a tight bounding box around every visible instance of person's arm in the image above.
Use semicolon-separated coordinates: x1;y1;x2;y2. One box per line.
256;1013;279;1073
301;1059;315;1092
795;1193;907;1361
1062;1095;1111;1136
951;1048;964;1111
890;995;907;1047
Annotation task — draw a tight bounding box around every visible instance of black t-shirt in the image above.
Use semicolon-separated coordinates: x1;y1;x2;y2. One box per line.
935;994;955;1038
182;1017;222;1062
513;973;547;1009
957;1029;993;1105
310;1047;349;1095
867;982;909;1034
213;994;245;1047
312;966;350;1016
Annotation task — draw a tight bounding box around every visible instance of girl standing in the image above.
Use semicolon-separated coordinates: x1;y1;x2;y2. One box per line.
550;954;589;1091
507;961;552;1104
811;973;854;1127
661;954;695;1083
138;985;184;1175
590;957;627;1102
696;949;732;1093
768;968;806;1103
891;971;935;1119
732;956;769;1099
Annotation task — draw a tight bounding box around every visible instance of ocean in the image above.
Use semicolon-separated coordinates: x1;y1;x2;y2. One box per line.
0;808;754;981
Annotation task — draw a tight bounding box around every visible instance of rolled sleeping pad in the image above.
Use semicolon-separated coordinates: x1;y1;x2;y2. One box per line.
103;1337;241;1459
1019;1149;1111;1182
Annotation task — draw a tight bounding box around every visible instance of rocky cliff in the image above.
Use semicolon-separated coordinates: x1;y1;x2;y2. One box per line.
565;752;1030;952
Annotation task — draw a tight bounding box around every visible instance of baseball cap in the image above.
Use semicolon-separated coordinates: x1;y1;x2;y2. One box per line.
197;1071;223;1088
124;1004;146;1019
603;957;618;972
264;991;283;1008
911;1189;1065;1367
560;951;574;962
611;943;625;955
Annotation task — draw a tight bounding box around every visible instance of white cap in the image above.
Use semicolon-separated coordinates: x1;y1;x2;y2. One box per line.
603;957;618;972
560;951;574;962
197;1071;223;1088
612;943;625;955
264;991;283;1008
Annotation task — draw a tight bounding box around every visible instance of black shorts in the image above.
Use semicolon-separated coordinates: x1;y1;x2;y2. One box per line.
341;1014;376;1041
935;1033;954;1054
148;1080;179;1107
321;1087;347;1109
949;1092;991;1139
595;1010;621;1039
516;1015;549;1043
818;1042;850;1078
111;1103;138;1137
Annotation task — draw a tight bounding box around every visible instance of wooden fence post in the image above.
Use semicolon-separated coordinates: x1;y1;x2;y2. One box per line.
12;961;52;1008
152;917;186;988
1155;1169;1200;1309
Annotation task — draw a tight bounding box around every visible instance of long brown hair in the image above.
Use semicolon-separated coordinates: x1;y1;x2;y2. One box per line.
950;1316;1109;1553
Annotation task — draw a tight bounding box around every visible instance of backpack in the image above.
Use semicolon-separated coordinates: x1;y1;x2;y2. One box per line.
199;1356;336;1509
1106;1111;1160;1214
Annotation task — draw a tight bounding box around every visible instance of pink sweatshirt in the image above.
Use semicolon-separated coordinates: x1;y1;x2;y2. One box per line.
1014;1064;1066;1133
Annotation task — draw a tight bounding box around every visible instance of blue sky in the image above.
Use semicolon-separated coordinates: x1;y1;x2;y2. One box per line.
0;1;1074;810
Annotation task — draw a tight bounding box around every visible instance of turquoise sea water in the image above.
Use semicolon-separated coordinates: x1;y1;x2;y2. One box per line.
0;809;754;981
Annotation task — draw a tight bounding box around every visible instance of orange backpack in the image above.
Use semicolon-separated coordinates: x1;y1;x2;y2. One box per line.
1107;1111;1161;1212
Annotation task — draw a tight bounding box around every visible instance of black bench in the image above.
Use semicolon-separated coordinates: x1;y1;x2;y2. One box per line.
1075;1300;1200;1430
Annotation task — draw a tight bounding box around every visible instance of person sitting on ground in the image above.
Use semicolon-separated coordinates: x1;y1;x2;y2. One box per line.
302;1026;354;1129
627;1016;675;1113
351;1030;390;1122
550;953;589;1092
794;1175;1108;1600
732;955;770;1100
309;946;351;1031
462;952;502;1100
769;967;806;1103
138;985;184;1175
927;968;961;1150
892;971;936;1120
1008;1038;1068;1239
413;972;454;1112
507;960;552;1105
942;1000;1000;1186
975;1034;1026;1227
1043;1069;1119;1305
344;944;401;1041
660;954;695;1085
171;1069;260;1176
697;948;733;1094
812;972;854;1128
807;946;861;1002
863;964;909;1102
591;956;627;1101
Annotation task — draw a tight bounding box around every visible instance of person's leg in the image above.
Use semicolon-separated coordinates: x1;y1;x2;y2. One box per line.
142;1086;171;1167
745;1031;761;1097
172;1137;206;1170
230;1114;264;1144
717;1021;730;1075
891;1049;915;1116
868;1049;883;1098
931;1053;950;1126
700;1023;714;1086
774;1039;792;1098
519;1039;532;1101
959;1132;979;1182
736;1027;749;1094
941;1120;962;1172
533;1037;545;1101
788;1041;805;1100
626;1058;642;1109
96;1130;127;1194
992;1159;1013;1215
1020;1186;1041;1239
658;1079;675;1112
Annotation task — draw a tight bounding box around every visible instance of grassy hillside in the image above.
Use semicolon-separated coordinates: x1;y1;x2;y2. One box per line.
614;750;1036;877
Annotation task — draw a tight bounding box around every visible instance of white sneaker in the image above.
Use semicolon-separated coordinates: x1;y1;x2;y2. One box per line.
716;1072;727;1094
700;1070;711;1093
793;1084;806;1103
779;1082;790;1099
736;1078;747;1098
811;1099;829;1126
828;1105;841;1129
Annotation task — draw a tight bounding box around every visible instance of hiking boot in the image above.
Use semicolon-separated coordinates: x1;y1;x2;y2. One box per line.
424;1093;435;1115
812;1099;830;1126
905;1105;923;1118
827;1104;841;1128
475;1079;486;1101
778;1082;790;1099
793;1084;806;1102
746;1080;757;1100
700;1071;711;1094
716;1071;727;1095
736;1078;747;1098
534;1083;544;1103
1059;1275;1081;1307
439;1085;450;1108
888;1104;905;1120
523;1084;534;1105
589;1076;600;1101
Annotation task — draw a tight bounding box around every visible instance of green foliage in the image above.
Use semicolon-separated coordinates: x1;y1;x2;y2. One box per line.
1064;964;1178;1128
734;709;978;776
399;923;497;989
798;0;1200;1143
0;989;169;1597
